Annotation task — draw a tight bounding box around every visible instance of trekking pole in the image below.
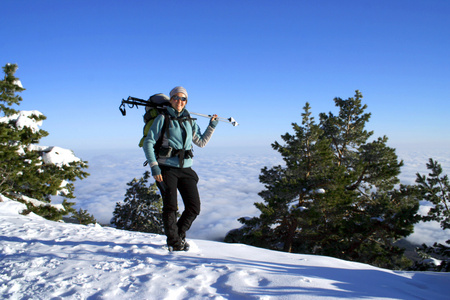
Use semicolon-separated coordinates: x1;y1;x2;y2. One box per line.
119;96;239;126
190;112;239;127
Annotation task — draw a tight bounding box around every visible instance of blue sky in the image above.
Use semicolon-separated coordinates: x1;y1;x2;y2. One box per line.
2;0;449;153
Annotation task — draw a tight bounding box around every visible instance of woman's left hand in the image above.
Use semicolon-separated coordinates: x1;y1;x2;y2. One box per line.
210;114;219;128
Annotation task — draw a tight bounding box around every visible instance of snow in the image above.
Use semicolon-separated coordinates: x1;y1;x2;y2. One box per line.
0;194;26;215
14;194;66;211
1;195;449;300
13;79;23;89
0;110;44;132
31;145;81;167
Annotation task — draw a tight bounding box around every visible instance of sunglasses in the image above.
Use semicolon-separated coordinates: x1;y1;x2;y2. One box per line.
172;96;187;102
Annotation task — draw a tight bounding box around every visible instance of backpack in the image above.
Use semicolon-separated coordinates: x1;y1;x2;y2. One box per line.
139;93;196;167
138;93;171;148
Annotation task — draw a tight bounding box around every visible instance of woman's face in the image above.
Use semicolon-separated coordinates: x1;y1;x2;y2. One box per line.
170;92;187;112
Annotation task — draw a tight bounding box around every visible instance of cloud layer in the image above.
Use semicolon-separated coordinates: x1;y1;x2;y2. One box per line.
70;145;450;244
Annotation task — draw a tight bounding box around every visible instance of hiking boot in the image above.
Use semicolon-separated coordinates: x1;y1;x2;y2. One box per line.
167;238;188;252
168;244;185;252
181;238;190;251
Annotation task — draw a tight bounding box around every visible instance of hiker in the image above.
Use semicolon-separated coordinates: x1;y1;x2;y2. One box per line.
142;86;218;251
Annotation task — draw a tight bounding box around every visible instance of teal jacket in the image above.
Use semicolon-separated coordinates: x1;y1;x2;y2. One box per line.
143;106;216;174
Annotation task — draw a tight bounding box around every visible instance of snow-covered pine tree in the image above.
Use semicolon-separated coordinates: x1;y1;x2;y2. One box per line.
111;171;164;234
227;91;419;270
0;63;89;221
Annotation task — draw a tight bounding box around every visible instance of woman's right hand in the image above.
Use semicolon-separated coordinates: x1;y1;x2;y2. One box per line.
153;174;163;182
151;165;162;182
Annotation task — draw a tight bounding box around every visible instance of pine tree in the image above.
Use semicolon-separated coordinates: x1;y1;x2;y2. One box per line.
416;159;450;229
229;103;337;252
68;208;97;225
316;91;418;268
111;171;164;234
227;91;419;269
1;63;31;196
0;63;23;116
412;159;450;271
0;63;89;220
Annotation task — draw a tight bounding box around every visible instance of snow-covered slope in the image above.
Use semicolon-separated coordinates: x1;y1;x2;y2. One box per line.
1;196;448;300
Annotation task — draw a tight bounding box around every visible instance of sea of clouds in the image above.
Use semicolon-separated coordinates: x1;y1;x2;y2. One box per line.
70;144;450;245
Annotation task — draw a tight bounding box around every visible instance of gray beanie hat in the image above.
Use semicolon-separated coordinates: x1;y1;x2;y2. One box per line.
169;86;188;99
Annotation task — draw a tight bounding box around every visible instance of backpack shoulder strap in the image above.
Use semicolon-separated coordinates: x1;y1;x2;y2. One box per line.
154;110;171;153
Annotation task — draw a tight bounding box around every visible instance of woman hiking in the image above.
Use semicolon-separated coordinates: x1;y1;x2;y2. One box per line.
143;86;218;251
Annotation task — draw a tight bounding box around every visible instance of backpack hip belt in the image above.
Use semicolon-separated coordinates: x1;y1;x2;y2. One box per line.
158;147;194;168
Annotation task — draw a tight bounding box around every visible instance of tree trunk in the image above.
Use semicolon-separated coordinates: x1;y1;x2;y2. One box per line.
283;218;298;253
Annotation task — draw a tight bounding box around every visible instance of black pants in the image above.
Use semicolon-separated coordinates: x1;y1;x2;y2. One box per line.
157;166;200;247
